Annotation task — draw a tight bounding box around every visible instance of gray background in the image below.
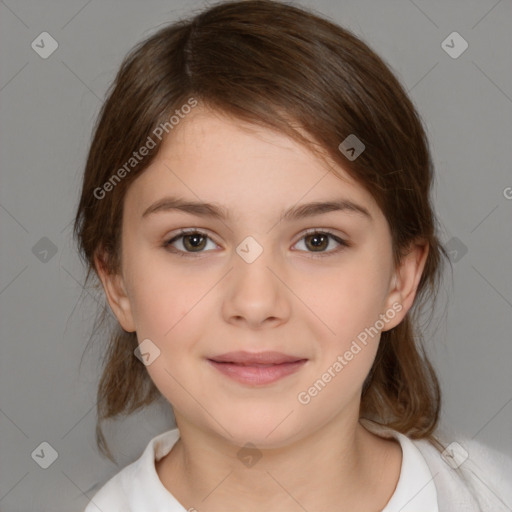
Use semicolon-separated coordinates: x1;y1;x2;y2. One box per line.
1;0;511;511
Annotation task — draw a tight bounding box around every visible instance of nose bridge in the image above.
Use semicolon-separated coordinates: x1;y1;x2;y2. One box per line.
222;234;290;326
233;234;280;297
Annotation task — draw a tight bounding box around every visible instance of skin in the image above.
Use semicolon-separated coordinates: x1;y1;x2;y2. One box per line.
96;106;428;511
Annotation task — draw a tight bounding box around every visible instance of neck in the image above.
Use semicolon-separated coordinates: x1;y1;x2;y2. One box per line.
156;410;402;512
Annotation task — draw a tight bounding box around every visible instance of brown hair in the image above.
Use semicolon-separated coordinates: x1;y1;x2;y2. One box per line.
74;0;449;462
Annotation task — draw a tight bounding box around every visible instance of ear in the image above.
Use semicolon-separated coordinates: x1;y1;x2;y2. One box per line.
94;251;136;333
382;241;429;331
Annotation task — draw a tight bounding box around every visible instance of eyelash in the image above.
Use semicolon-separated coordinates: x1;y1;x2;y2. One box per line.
163;228;349;259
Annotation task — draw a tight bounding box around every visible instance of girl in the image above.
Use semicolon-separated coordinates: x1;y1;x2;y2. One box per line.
74;1;512;510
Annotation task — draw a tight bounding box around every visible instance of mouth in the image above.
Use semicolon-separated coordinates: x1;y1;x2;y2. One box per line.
207;351;308;386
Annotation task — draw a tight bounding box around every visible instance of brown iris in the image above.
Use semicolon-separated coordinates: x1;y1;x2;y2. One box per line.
182;233;207;252
304;232;330;252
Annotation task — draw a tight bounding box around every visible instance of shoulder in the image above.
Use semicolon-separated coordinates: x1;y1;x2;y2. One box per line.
360;419;512;511
83;462;134;511
412;435;512;511
82;428;181;512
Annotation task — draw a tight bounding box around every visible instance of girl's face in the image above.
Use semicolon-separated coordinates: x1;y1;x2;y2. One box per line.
98;107;425;447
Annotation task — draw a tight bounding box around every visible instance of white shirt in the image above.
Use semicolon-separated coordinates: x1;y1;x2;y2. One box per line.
84;423;439;512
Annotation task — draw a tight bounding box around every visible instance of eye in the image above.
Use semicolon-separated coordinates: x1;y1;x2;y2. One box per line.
292;229;349;258
164;229;218;257
163;228;349;258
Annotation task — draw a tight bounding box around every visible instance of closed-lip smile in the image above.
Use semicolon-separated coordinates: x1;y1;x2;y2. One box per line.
207;351;308;385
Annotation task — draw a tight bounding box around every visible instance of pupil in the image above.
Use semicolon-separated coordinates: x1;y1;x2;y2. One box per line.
309;234;327;250
185;234;205;250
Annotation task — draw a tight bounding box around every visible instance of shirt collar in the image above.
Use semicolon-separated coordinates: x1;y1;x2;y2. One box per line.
361;419;439;512
126;428;185;511
124;422;439;512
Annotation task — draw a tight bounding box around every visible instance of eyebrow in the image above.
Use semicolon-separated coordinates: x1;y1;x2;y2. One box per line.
141;195;372;222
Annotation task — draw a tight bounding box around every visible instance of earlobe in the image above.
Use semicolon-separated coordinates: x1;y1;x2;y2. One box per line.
94;252;136;333
382;242;429;331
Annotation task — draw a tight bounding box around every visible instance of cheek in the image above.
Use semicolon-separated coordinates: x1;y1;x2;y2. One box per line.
298;252;391;397
297;268;386;410
307;257;390;338
127;252;211;336
130;268;209;408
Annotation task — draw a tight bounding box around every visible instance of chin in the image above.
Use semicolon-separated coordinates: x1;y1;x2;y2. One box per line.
204;407;307;449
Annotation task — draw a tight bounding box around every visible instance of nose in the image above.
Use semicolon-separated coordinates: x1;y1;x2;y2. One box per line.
221;244;291;329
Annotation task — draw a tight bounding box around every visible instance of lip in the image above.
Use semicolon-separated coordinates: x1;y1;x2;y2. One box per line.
207;351;308;386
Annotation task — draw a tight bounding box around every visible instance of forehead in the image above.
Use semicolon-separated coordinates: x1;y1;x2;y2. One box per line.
124;108;380;221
